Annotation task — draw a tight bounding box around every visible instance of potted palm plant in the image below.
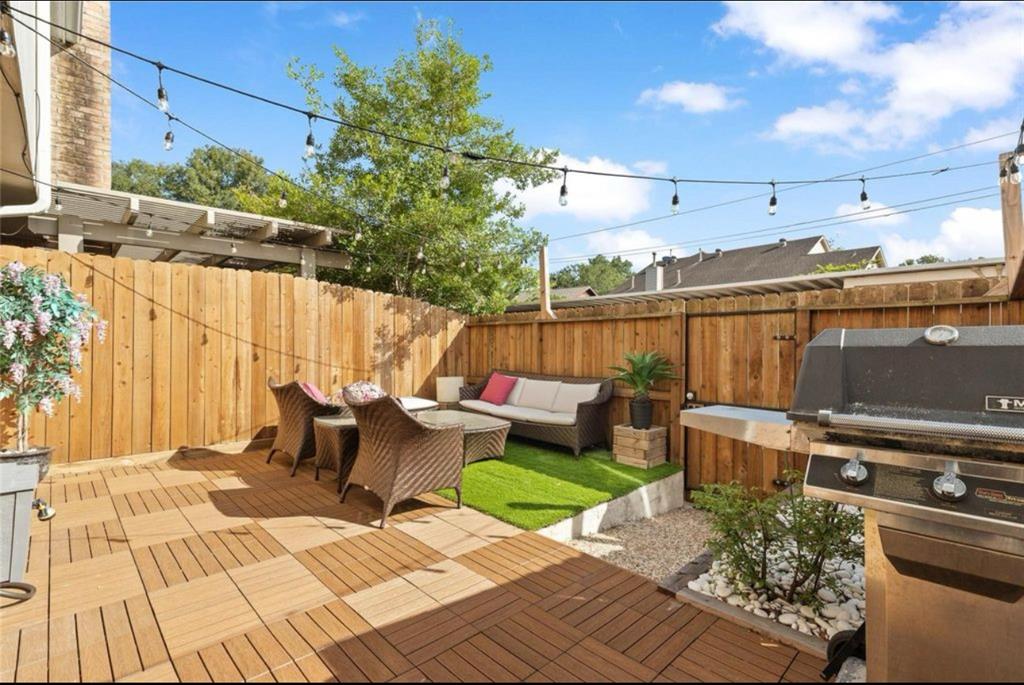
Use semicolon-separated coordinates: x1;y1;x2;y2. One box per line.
609;351;679;430
0;261;104;478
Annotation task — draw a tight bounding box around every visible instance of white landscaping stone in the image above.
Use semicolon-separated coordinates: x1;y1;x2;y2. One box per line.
778;613;799;626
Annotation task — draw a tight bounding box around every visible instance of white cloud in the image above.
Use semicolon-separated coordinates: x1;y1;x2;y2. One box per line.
633;160;668;175
329;10;366;28
713;1;899;65
834;201;908;226
637;81;744;114
838;78;864;95
962;117;1020;151
718;2;1024;150
881;206;1003;263
498;154;656;222
582;228;669;270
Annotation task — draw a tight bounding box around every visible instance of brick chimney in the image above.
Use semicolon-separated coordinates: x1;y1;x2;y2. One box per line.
51;1;111;188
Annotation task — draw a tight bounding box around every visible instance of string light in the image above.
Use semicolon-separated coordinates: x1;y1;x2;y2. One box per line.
277;190;287;209
0;27;15;58
458;257;467;269
1000;166;1010;185
353;227;362;241
1011;160;1022;185
230;242;238;254
145;224;154;238
155;63;169;113
304;114;315;159
767;181;777;216
558;168;568;207
859;177;870;210
671;179;680;215
163;114;174;151
476;259;483;274
416;244;425;261
53;190;62;213
440;163;451;190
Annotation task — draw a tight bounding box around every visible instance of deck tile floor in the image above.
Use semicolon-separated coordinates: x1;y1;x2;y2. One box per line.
1;447;825;682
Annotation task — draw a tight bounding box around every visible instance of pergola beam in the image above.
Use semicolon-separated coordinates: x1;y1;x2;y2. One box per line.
187;208;216;234
251;220;279;242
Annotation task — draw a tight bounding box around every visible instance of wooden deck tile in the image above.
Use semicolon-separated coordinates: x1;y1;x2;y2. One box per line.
403;559;498;606
120;508;195;549
117;661;180;682
149;573;262;657
49;496;118;531
343;577;442;629
395;515;492;558
50;551;145;618
228;556;334;623
104;473;162;496
434;507;521;543
257;515;347;552
152;469;209;488
179;501;253;534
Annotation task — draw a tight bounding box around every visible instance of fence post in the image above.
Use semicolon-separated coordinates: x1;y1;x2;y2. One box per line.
1000;151;1024;299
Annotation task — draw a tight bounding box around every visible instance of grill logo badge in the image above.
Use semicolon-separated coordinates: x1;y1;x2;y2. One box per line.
986;396;1024;413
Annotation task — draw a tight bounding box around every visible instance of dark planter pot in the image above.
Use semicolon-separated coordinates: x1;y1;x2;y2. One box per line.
629;397;653;430
0;446;52;481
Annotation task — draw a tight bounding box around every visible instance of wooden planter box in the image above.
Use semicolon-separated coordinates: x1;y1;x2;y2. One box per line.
613;424;667;469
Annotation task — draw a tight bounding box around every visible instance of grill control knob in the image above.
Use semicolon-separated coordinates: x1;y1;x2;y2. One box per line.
932;461;967;502
839;452;868;486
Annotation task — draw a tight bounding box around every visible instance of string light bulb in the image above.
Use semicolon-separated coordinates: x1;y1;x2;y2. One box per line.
156;64;169;112
670;179;680;215
353;228;363;241
364;262;371;273
416;244;425;261
859;177;870;210
1011;160;1022;185
277;190;288;209
0;27;16;59
459;257;467;269
53;191;62;214
1000;166;1009;185
440;163;451;190
145;226;154;238
163;114;175;151
1016;142;1024;167
230;242;238;254
558;168;569;207
767;181;778;215
476;259;483;274
304;114;315;159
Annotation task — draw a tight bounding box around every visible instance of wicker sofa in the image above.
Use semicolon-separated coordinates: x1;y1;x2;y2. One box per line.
458;370;613;456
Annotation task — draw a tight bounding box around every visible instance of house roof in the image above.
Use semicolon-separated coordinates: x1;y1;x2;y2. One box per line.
607;236;883;295
515;285;598;303
502;257;1003;313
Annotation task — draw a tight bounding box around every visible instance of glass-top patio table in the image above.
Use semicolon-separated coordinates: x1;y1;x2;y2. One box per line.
417;410;511;465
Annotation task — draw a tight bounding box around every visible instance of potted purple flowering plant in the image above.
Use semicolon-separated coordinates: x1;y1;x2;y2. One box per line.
0;261;105;478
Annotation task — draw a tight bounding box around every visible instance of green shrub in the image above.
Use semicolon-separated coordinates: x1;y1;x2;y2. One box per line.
692;471;863;605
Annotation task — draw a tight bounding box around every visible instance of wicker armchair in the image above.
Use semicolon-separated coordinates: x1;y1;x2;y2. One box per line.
266;378;342;476
460;370;613;456
342;395;464;528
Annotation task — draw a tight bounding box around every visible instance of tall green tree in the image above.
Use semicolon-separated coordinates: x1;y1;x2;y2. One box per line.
551;254;636;294
899;254;947;266
239;20;556;314
112;146;269;210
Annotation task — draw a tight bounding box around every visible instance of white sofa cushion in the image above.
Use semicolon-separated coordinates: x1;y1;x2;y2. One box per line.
459;399;576;426
506;377;526;406
551;383;601;414
515;379;562;411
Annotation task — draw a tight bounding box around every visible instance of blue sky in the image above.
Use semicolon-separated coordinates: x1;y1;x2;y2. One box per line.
110;1;1024;269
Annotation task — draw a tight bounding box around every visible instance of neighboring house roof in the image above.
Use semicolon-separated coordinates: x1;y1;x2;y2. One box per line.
515;285;599;303
607;236;884;295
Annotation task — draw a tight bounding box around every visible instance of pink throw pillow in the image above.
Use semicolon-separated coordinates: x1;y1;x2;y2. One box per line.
480;373;518;405
300;382;328;405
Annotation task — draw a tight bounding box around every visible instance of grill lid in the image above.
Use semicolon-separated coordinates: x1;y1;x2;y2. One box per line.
788;326;1024;440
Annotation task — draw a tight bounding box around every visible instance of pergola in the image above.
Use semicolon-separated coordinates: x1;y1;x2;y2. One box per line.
22;182;350;277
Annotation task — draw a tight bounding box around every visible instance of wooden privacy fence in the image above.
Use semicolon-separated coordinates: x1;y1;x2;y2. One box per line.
468;275;1022;492
0;245;467;464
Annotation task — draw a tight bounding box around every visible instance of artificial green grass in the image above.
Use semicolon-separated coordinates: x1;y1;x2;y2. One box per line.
437;439;681;531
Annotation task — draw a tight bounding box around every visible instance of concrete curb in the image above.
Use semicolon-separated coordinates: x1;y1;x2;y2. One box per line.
535;470;688;542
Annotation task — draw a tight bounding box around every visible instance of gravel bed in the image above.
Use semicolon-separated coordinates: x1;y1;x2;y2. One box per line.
564;505;713;581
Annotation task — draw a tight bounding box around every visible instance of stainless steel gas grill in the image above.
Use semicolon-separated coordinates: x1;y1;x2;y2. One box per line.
680;325;1024;682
